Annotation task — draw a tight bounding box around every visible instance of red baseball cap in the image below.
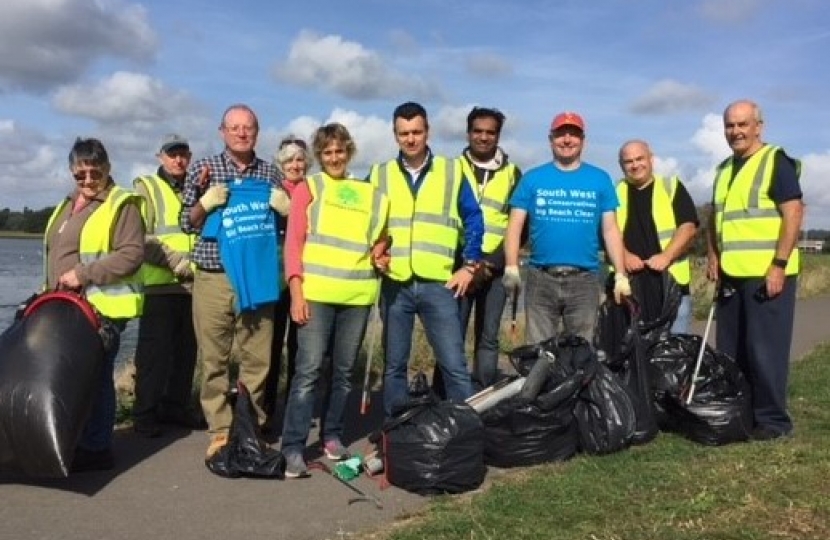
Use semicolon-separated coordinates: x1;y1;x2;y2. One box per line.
550;112;585;132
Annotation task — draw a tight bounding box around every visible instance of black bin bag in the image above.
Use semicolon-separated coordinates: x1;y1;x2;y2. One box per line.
648;334;753;445
0;292;105;478
383;373;485;495
574;360;637;455
206;381;285;478
481;336;588;468
594;296;659;445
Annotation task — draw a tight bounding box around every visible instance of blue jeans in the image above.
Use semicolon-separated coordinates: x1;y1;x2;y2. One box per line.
525;267;600;344
281;302;369;454
79;319;123;451
382;279;473;416
459;275;508;390
670;294;693;334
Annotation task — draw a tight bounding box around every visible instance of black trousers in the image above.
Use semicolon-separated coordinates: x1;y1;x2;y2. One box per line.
264;288;298;416
716;275;797;434
132;294;197;421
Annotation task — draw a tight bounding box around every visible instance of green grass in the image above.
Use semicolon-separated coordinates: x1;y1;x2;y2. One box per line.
362;344;830;540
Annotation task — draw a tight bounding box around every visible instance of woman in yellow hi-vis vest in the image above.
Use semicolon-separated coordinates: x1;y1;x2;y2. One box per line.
280;123;389;478
43;138;144;472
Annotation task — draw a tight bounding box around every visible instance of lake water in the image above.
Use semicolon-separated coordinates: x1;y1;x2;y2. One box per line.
0;237;137;364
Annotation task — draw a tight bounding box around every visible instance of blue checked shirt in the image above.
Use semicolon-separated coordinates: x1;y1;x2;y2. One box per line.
180;150;282;271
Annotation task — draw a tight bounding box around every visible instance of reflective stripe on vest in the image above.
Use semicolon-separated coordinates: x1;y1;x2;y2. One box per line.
134;175;195;286
713;144;800;276
616;175;691;285
44;186;144;318
458;158;516;254
371;157;461;281
301;173;388;305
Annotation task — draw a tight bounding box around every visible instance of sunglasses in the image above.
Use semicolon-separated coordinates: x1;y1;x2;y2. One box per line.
72;169;106;182
279;138;307;150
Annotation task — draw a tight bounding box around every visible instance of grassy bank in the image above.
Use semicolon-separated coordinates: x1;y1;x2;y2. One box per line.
0;231;42;239
362;344;830;540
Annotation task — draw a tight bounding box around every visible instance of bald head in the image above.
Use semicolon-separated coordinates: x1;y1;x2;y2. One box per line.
618;139;654;187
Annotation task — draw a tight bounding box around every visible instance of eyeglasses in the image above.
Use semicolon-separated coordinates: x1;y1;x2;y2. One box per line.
72;169;106;182
224;124;257;134
279;138;307;150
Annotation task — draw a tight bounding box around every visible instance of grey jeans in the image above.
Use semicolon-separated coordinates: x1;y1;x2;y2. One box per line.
524;266;600;344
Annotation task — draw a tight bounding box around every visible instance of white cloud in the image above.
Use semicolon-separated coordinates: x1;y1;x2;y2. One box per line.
273;30;441;101
465;53;513;78
801;151;830;226
52;71;196;123
630;80;715;115
0;0;156;93
0;120;66;209
698;0;766;24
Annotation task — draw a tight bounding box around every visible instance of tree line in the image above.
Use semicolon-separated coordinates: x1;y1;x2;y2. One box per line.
0;207;56;234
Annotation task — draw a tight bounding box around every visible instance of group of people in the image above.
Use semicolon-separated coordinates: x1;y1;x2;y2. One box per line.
42;97;801;475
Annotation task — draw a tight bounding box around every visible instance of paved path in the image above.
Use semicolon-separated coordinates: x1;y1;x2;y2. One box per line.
2;296;829;540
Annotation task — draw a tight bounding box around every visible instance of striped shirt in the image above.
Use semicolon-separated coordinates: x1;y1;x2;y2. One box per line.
180;149;281;271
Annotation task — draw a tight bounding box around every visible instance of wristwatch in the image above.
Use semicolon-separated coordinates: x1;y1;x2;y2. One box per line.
772;258;788;269
463;260;479;274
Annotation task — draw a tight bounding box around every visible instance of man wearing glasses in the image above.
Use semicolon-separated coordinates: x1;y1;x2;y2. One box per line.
180;104;284;460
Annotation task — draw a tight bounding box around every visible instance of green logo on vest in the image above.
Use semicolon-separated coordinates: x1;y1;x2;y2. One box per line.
336;184;361;206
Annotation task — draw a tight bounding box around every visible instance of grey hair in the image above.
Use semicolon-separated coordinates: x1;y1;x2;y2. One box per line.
68;137;111;169
724;99;764;123
273;135;313;172
219;103;259;129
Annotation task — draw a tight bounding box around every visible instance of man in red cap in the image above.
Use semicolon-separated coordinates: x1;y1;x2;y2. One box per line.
503;111;630;345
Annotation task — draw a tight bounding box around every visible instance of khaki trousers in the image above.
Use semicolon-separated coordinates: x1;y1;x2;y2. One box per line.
192;270;274;434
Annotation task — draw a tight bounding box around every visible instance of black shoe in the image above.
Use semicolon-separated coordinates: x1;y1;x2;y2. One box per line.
133;420;163;438
157;408;207;430
751;426;792;441
70;448;114;473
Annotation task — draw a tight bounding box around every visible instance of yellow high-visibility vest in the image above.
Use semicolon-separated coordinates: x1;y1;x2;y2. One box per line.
370;156;462;281
713;144;800;276
301;173;389;305
44;186;144;318
134;174;195;286
616;175;691;285
458;157;517;254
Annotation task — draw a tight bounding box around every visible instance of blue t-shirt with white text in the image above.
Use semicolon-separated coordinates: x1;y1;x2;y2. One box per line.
509;162;618;271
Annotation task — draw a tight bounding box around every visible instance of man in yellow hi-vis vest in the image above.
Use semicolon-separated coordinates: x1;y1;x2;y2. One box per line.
457;107;522;390
369;102;484;417
131;134;202;438
707;100;803;441
616;140;698;333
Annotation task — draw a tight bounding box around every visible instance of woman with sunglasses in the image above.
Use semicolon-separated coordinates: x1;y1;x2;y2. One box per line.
280;123;389;478
263;135;312;426
42;137;145;472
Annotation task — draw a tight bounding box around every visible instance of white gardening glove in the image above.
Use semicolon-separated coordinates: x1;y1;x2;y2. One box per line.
613;273;631;304
502;265;522;293
173;257;194;281
269;187;291;216
199;185;228;213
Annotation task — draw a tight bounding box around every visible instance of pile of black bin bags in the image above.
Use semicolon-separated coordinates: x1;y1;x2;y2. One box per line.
482;335;638;467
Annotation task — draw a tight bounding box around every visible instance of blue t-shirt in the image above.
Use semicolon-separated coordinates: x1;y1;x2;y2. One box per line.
203;179;280;312
509;162;618;271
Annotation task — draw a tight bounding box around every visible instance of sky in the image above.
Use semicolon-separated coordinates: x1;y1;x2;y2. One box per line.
2;0;830;226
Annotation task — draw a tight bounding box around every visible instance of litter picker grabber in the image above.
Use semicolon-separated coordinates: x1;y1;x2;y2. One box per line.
509;287;520;345
685;286;720;404
360;300;381;415
308;460;383;509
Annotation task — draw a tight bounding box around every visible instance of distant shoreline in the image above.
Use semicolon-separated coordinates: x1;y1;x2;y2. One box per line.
0;232;42;240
